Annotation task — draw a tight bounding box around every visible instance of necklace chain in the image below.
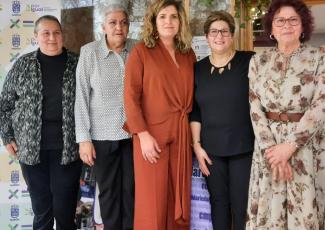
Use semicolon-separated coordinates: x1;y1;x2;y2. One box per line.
210;51;235;75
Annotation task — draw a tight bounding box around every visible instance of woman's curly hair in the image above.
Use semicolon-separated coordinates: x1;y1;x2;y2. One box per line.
141;0;192;53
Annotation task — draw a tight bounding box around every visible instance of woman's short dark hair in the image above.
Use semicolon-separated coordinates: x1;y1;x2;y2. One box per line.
34;15;62;33
263;0;314;42
203;11;235;36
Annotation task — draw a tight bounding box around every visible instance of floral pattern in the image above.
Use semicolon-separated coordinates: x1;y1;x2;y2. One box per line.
246;44;325;230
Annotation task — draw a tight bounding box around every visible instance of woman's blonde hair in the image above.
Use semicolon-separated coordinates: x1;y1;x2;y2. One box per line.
141;0;192;53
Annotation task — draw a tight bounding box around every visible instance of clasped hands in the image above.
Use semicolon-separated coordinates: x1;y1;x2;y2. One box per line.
265;142;297;182
192;140;297;181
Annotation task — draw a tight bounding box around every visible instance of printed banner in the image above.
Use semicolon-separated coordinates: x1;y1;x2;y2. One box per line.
191;158;213;229
0;1;61;229
190;37;213;230
0;0;61;89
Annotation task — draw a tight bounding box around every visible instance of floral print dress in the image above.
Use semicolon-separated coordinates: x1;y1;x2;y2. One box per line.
246;44;325;230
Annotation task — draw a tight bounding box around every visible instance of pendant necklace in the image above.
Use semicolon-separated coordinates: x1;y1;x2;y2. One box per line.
209;51;235;75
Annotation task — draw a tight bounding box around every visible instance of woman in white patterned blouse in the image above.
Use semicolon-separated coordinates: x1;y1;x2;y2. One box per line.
74;3;137;230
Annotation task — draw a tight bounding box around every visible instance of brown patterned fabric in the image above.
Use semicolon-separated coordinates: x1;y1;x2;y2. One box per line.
246;44;325;229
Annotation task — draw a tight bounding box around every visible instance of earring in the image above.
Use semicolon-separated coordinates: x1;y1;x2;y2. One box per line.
269;34;275;40
300;32;305;39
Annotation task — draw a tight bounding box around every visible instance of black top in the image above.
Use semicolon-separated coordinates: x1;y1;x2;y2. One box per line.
37;49;67;150
190;51;255;156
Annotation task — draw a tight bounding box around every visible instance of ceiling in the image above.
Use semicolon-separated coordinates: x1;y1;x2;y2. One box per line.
310;4;325;33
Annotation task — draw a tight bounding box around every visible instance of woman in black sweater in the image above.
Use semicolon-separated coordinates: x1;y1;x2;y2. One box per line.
190;11;254;230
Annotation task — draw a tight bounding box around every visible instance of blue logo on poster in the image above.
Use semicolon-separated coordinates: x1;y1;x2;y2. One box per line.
12;1;20;14
199;212;211;222
11;170;19;184
12;34;20;48
11;204;19;219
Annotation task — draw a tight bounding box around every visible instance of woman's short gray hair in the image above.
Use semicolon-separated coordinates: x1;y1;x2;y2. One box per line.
100;3;129;23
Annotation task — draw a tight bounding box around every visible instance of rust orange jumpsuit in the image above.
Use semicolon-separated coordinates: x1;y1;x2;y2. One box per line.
124;40;196;230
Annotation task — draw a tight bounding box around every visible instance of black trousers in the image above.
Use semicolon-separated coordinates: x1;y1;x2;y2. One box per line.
20;149;82;230
93;138;134;230
206;153;252;230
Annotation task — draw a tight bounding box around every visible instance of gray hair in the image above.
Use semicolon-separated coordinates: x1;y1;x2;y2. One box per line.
100;3;129;24
34;15;61;33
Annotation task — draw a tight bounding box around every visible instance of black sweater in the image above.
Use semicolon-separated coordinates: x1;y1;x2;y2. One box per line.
190;51;255;156
37;49;67;150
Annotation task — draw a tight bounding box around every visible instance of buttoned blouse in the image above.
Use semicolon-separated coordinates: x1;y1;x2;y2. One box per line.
75;37;137;142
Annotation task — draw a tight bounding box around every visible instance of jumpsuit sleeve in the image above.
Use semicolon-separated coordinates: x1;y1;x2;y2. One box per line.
124;45;148;134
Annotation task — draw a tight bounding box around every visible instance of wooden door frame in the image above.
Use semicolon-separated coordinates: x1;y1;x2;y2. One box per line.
305;0;325;5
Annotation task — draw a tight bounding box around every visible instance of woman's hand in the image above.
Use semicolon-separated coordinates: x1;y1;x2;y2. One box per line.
138;131;161;164
272;161;293;182
6;141;18;157
79;141;96;166
193;143;212;176
265;142;297;169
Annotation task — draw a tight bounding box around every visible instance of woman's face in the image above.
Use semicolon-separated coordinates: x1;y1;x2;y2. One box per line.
156;5;180;41
35;19;63;56
206;20;233;54
102;10;129;47
272;6;302;46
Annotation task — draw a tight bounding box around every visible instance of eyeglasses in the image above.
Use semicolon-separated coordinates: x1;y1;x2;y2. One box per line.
273;16;300;27
208;29;231;37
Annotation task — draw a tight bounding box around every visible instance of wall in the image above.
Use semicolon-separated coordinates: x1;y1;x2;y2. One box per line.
189;0;230;35
308;33;325;47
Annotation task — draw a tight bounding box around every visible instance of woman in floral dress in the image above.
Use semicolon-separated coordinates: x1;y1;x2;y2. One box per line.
246;0;325;229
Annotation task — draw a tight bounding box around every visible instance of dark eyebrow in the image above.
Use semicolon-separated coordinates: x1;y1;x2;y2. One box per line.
210;28;229;31
40;29;61;32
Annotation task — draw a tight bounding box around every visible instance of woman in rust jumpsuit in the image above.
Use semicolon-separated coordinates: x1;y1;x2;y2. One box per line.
124;1;196;229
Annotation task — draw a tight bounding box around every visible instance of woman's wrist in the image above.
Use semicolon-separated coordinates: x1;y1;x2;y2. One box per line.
138;131;149;138
286;141;298;154
191;140;201;147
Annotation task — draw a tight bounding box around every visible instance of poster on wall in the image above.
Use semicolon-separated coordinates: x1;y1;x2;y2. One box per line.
190;36;213;230
0;1;61;229
191;158;213;230
0;0;61;89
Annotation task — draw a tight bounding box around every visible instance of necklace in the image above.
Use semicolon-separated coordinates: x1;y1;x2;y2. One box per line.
209;51;235;75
